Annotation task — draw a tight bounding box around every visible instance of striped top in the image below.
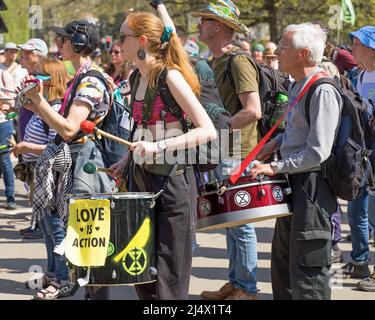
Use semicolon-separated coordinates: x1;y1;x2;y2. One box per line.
23;103;61;163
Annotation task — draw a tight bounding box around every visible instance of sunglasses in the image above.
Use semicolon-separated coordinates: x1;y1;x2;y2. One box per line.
200;18;216;23
119;33;137;44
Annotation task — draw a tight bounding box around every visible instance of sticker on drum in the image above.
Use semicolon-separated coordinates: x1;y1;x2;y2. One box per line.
272;186;284;202
234;190;251;207
200;199;211;216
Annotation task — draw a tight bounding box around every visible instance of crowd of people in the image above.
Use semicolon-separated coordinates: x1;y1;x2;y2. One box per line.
0;0;374;300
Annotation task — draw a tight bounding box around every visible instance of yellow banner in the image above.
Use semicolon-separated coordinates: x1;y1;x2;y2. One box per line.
66;199;111;267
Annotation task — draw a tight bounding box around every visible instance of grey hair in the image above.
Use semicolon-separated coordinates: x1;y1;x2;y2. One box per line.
284;23;327;64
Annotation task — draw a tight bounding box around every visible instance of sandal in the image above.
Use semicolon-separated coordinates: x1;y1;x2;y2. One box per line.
33;281;71;300
25;273;57;290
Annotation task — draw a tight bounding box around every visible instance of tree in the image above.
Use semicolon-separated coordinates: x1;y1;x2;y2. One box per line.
35;0;375;45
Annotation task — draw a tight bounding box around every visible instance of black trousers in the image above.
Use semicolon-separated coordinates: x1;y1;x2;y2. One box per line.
131;165;197;300
271;170;337;300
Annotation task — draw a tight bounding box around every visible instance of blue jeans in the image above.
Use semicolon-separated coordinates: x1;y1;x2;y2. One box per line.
227;223;258;294
368;193;375;231
0;120;15;198
348;189;370;263
215;159;258;295
38;210;68;281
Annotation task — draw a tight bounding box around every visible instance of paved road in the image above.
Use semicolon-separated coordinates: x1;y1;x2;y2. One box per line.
0;179;374;300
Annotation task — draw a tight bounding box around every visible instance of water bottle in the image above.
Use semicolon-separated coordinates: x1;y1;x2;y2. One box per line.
271;93;289;130
5;112;18;120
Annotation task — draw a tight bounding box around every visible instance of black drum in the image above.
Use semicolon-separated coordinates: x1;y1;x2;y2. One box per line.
68;193;156;286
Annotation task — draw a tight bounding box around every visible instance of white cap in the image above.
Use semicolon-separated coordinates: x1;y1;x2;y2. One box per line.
18;38;48;57
4;42;20;51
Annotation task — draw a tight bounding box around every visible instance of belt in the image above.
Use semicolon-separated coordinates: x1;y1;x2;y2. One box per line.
142;163;187;176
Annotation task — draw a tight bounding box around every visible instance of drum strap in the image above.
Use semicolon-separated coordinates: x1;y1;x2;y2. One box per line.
228;72;328;185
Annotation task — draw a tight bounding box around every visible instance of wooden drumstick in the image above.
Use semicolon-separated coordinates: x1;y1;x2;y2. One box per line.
80;120;132;147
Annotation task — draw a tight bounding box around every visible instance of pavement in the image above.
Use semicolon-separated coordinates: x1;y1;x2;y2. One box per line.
0;178;374;300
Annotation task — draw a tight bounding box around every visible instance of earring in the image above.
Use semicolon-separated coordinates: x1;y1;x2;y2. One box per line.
137;48;146;60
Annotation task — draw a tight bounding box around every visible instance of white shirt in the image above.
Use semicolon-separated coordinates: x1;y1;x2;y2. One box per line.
0;63;28;88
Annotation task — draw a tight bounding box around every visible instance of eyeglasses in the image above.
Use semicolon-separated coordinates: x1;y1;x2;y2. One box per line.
276;43;294;52
110;50;121;55
200;18;216;23
119;33;137;44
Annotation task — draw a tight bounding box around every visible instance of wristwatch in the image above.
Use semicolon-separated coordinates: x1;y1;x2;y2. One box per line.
157;139;168;153
270;161;279;173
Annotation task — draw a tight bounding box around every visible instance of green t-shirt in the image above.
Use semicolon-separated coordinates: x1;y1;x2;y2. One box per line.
212;47;259;159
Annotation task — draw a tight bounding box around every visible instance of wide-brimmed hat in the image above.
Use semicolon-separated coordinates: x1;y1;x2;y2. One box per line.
192;0;249;35
264;47;277;58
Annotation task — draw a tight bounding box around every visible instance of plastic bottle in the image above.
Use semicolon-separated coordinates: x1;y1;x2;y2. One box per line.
271;93;289;129
5;112;18;120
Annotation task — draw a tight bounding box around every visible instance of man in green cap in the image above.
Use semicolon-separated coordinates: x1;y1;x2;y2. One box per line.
193;0;260;300
252;43;264;64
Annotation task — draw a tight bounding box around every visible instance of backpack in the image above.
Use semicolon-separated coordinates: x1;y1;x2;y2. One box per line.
224;50;291;137
55;69;132;167
304;76;375;201
129;66;231;172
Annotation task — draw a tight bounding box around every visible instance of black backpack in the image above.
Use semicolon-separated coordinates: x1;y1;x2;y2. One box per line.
305;76;375;201
225;51;291;137
55;69;132;167
129;67;231;172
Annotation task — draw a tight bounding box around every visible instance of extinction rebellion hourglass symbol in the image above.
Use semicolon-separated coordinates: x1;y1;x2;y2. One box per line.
122;247;147;276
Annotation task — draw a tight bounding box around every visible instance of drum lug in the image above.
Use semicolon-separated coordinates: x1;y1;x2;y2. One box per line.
284;173;292;195
257;177;266;198
112;270;117;279
217;186;227;196
218;196;224;205
148;200;156;209
110;200;116;209
149;266;158;277
258;189;266;197
283;187;292;195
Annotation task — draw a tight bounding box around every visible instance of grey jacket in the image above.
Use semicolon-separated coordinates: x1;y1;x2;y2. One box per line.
273;67;343;174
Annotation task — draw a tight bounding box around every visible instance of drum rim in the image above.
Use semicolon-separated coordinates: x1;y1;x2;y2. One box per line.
67;192;156;200
197;203;292;231
200;180;287;196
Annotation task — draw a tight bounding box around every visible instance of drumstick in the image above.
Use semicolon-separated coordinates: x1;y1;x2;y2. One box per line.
80;120;132;147
83;162;113;174
0;144;11;151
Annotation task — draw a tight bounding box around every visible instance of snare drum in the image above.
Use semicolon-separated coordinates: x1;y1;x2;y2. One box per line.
68;192;157;286
197;175;292;231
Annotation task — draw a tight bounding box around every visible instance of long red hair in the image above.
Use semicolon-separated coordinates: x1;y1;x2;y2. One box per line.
127;11;200;96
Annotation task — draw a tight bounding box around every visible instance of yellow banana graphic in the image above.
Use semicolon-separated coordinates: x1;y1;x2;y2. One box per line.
113;217;151;263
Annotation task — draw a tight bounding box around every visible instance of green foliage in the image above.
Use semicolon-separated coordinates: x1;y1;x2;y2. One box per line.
1;0;29;44
1;0;373;46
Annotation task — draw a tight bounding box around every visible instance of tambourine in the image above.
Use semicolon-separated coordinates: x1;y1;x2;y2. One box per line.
14;79;40;108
